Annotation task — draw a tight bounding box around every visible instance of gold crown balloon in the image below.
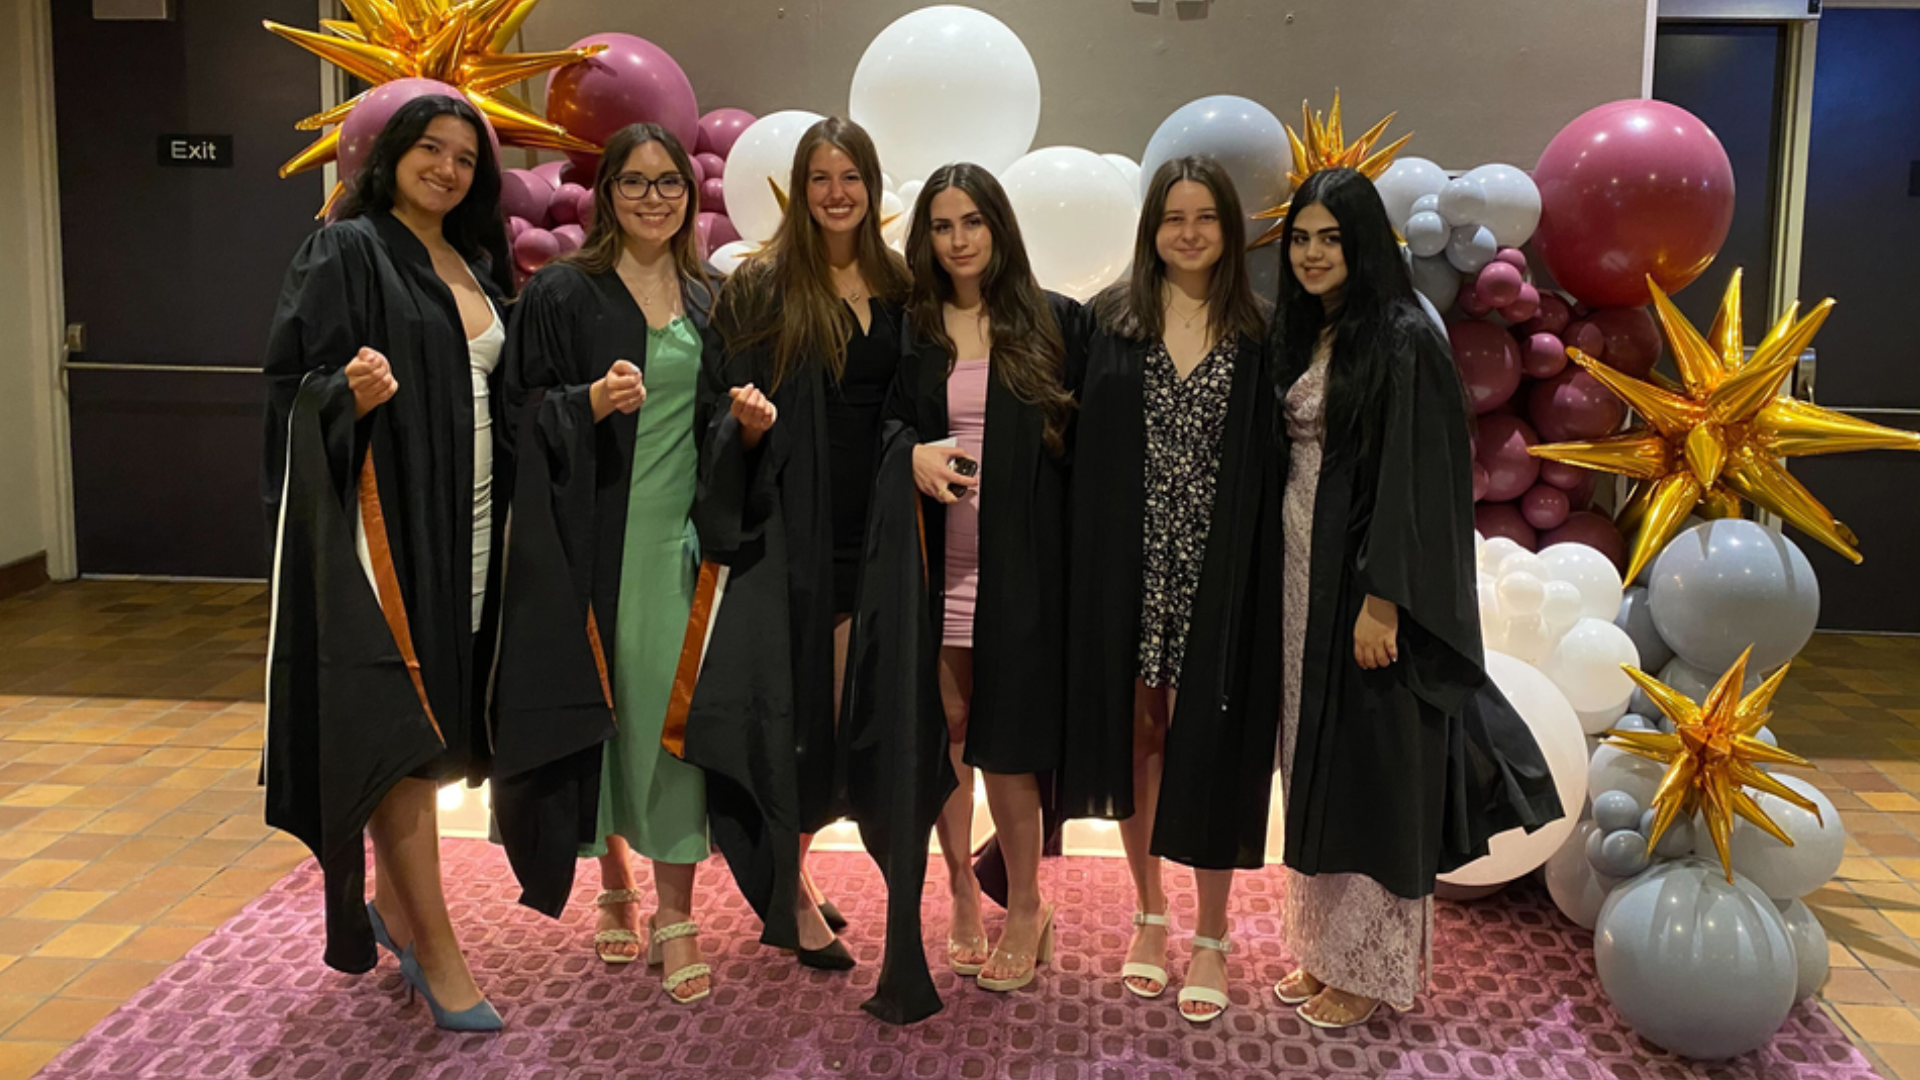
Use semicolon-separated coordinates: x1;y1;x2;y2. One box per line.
1530;269;1920;582
1251;91;1412;248
1603;646;1818;883
265;0;605;213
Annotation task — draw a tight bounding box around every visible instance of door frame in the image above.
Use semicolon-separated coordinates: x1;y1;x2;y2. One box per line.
15;0;73;581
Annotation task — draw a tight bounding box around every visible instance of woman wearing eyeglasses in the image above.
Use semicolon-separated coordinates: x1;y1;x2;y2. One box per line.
493;123;723;1005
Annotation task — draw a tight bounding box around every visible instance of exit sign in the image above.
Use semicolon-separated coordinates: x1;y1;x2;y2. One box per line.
157;135;232;168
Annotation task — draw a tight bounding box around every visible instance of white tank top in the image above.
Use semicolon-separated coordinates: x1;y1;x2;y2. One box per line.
468;307;505;632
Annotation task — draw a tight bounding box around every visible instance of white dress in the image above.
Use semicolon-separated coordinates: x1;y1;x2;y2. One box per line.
468;308;505;633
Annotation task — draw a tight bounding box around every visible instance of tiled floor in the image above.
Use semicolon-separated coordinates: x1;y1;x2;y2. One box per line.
0;581;1916;1079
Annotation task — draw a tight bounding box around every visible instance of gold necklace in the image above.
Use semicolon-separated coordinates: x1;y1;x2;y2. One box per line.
1168;297;1208;330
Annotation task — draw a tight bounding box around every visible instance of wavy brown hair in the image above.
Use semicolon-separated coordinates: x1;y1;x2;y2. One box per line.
905;163;1074;454
1094;154;1266;344
561;123;713;306
716;117;909;388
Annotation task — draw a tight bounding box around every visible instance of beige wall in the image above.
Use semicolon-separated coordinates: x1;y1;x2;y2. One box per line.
522;0;1651;172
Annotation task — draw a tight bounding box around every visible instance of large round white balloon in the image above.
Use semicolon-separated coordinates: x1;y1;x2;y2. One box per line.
848;6;1040;183
1000;147;1138;301
707;239;757;277
1456;163;1542;248
1373;156;1450;233
1438;651;1587;887
722;110;824;243
1542;618;1640;734
1540;542;1624;623
1102;154;1143;200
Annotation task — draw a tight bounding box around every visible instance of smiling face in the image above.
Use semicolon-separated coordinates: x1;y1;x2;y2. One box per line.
927;186;992;287
1154;179;1224;277
393;114;478;220
1289;200;1349;302
611;139;690;246
806;143;869;237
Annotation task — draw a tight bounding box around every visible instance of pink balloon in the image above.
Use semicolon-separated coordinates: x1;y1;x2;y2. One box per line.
1503;283;1541;323
514;228;561;274
1472;463;1491;503
552;223;586;253
531;161;568;189
1541;511;1627;573
1475;503;1538;551
1475;413;1541;502
1524;332;1570;380
508;216;530;240
701;177;727;215
547;34;700;169
1533;99;1735;308
697;108;756;158
1565;320;1605;360
695;212;741;261
1529;367;1627;442
1495;248;1528;271
575;187;597;229
1476;261;1524;309
550;182;590;226
1539;459;1591;491
1586;306;1662;378
500;170;551;226
1520;482;1572;531
338;78;499;183
1530;293;1572;336
1449;320;1524;414
1458;288;1494;318
695;152;726;182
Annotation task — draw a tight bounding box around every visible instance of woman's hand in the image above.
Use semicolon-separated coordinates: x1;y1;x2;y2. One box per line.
345;347;397;418
729;383;777;449
590;359;646;421
911;444;978;504
1354;594;1400;670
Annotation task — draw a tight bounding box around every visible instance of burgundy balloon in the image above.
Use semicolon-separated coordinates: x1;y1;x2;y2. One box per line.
509;216;530;240
1521;482;1572;531
1586;306;1662;377
1532;99;1736;308
337;78;499;182
1539;459;1591;491
549;182;588;226
500;170;551;226
1477;261;1524;309
1458;288;1494;318
1541;511;1628;573
1529;367;1628;442
552;223;586;253
694;211;741;261
1565;320;1605;359
697;108;757;158
575;186;596;228
1503;283;1541;323
530;160;568;189
1495;248;1528;272
1524;332;1569;379
547;34;700;170
687;155;706;188
1531;293;1572;336
701;177;727;215
694;152;726;181
1472;463;1491;503
514;228;562;274
1449;320;1524;414
1475;502;1538;551
1475;413;1541;502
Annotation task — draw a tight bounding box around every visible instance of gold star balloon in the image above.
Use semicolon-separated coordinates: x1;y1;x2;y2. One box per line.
1251;91;1412;248
265;0;605;211
1529;269;1920;582
1603;646;1819;883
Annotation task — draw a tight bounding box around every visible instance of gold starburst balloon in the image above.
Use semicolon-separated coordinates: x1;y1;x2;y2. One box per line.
1251;90;1412;248
1530;269;1920;582
1603;647;1819;883
265;0;606;212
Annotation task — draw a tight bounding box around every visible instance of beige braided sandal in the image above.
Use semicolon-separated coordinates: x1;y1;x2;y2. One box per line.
593;888;644;964
648;918;712;1005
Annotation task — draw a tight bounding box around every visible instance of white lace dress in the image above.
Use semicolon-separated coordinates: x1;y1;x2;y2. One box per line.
1278;340;1431;1011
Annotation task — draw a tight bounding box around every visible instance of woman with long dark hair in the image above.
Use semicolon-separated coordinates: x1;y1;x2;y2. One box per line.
1269;167;1559;1028
491;123;720;1004
1063;156;1284;1023
263;94;514;1031
893;163;1081;992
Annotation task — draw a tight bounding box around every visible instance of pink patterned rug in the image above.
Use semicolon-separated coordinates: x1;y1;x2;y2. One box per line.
34;840;1878;1079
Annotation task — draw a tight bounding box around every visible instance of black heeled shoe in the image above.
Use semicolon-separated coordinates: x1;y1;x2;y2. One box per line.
818;900;848;932
797;937;856;971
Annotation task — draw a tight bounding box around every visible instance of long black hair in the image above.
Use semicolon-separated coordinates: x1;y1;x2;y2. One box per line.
335;94;514;297
905;163;1074;453
1275;167;1439;464
1094;155;1267;345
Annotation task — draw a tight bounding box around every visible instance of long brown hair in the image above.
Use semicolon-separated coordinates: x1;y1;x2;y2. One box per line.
1094;155;1267;344
905;163;1074;454
562;123;713;307
716;117;909;388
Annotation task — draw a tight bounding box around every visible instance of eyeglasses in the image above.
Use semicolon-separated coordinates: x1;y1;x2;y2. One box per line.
614;173;688;201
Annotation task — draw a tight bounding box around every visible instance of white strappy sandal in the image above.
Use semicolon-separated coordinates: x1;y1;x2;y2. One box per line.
593;888;643;964
1121;911;1172;999
648;917;712;1005
1178;934;1232;1024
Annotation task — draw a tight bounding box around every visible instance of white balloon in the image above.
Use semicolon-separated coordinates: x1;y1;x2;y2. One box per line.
708;239;757;277
1498;613;1558;666
1460;163;1542;248
1497;571;1546;617
1477;573;1503;647
999;147;1138;301
849;7;1040;183
1543;619;1640;733
1541;580;1584;636
897;179;926;214
882;171;897;194
1498;550;1549;584
1373;156;1450;233
721;110;825;244
1404;211;1449;258
1437;176;1486;227
1101;153;1143;200
1411;193;1441;216
1704;773;1846;901
880;189;908;247
1540;542;1624;623
1440;651;1587;886
1480;536;1525;577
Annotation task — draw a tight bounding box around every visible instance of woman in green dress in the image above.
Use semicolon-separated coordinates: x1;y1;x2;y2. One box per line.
496;122;734;1005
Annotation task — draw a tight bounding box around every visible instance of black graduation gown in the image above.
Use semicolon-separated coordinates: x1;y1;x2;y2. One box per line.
490;262;724;917
1278;311;1564;899
1059;325;1286;872
261;212;508;974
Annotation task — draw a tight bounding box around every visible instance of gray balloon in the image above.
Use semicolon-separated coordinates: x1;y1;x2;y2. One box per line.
1405;211;1450;258
1247;244;1281;307
1593;790;1642;833
1595;859;1798;1059
1139;96;1288;227
1659;655;1768;705
1777;898;1830;1003
1628;686;1663;726
1589;744;1666;809
1640;808;1697;859
1594;829;1651;877
1545;820;1620;930
1410;253;1461;310
1646;519;1820;673
1612;713;1657;733
1755;726;1778;749
1614;586;1674;674
1445;224;1499;273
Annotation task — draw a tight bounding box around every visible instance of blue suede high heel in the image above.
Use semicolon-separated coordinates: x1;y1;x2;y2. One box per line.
367;902;398;959
399;946;503;1032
